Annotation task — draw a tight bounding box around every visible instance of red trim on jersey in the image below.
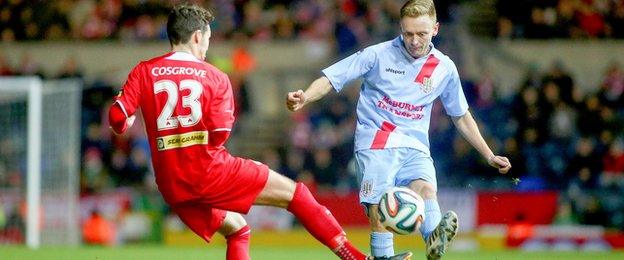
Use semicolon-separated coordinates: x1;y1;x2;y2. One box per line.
414;54;440;84
370;121;397;149
380;121;397;132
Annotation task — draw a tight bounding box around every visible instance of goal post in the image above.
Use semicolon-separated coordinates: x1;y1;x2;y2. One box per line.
26;77;42;249
0;77;82;248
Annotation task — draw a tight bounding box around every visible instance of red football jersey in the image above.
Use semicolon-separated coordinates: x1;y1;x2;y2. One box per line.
114;51;235;204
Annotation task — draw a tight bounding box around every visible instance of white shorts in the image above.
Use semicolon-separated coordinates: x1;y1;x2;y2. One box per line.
355;147;437;205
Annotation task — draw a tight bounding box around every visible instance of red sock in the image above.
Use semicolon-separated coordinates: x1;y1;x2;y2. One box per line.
226;225;251;260
287;183;367;260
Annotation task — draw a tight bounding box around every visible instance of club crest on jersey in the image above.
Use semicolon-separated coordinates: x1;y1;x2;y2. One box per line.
361;180;373;198
420;77;435;94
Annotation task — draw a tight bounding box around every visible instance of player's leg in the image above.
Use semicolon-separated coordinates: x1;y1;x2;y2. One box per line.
254;169;371;260
396;149;457;260
172;201;253;260
217;154;411;259
218;212;251;260
365;204;396;258
355;149;400;259
408;180;441;242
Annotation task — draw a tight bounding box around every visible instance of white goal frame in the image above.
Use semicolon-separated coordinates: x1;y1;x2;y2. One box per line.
0;77;81;248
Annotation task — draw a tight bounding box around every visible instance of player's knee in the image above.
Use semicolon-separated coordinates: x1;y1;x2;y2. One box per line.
220;212;248;236
419;184;436;199
409;180;437;200
255;170;297;208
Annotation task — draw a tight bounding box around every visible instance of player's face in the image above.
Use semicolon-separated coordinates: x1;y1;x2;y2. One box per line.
400;15;439;58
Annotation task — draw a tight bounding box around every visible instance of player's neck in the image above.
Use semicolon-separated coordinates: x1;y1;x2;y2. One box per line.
171;45;193;55
172;44;205;60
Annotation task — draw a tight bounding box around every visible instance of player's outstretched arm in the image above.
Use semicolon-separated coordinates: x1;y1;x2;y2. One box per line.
286;76;333;112
451;110;511;174
108;103;136;135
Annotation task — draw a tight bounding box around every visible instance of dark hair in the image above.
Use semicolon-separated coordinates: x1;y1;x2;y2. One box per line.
167;4;214;46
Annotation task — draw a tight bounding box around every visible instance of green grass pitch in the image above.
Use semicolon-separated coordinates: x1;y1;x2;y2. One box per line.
2;245;624;260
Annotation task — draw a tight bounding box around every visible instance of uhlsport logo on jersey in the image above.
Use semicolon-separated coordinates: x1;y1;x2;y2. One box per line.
420;77;434;94
385;67;406;75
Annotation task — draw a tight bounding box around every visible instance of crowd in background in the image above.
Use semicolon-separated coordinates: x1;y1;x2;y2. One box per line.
496;0;624;39
0;0;457;56
4;0;624;43
1;0;623;244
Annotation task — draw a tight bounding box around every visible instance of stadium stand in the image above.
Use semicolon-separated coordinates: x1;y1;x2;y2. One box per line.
0;0;623;250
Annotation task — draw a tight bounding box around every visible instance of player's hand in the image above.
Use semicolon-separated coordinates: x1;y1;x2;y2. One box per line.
487;155;511;174
286;89;306;111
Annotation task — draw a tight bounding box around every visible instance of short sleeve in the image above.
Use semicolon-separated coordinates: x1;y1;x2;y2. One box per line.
208;74;235;130
115;63;143;117
322;47;376;92
440;61;469;117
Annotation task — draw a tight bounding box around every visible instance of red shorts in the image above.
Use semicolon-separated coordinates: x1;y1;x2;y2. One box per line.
170;200;227;243
169;153;269;243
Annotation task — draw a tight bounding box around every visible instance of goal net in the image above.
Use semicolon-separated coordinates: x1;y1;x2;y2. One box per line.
0;77;81;247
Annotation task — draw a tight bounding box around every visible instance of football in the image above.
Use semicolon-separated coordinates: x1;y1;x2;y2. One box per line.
378;186;425;235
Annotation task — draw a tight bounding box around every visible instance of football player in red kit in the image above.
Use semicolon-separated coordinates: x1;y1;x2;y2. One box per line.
108;4;410;260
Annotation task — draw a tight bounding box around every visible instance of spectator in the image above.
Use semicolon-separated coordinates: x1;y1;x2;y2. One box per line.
1;206;24;243
230;31;256;117
57;57;84;80
553;200;579;225
309;148;339;190
0;53;14;76
542;62;576;106
577;95;604;137
579;196;609;226
598;62;624;108
82;210;116;246
601;139;624;188
506;213;535;248
575;1;607;38
16;54;45;79
608;1;624;38
566;137;602;189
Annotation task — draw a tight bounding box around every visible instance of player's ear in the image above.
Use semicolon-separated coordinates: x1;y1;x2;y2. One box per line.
192;29;202;44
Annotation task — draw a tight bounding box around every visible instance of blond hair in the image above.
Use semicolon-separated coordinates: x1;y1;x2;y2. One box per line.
400;0;437;20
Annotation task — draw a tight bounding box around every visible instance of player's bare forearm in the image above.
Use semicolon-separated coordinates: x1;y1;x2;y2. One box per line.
452;111;511;173
451;111;494;160
287;76;333;111
303;77;333;104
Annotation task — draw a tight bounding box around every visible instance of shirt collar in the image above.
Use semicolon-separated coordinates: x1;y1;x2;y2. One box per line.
166;51;203;63
392;35;435;63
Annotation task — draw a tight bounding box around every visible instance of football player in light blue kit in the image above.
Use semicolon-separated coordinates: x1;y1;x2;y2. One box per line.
287;0;511;259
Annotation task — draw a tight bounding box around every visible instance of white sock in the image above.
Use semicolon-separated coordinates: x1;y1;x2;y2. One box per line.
419;199;441;241
371;231;394;257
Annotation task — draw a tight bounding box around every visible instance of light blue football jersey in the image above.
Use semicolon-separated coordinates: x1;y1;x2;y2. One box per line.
322;36;468;156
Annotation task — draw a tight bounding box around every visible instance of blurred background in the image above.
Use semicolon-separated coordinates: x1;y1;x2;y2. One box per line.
0;0;623;256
